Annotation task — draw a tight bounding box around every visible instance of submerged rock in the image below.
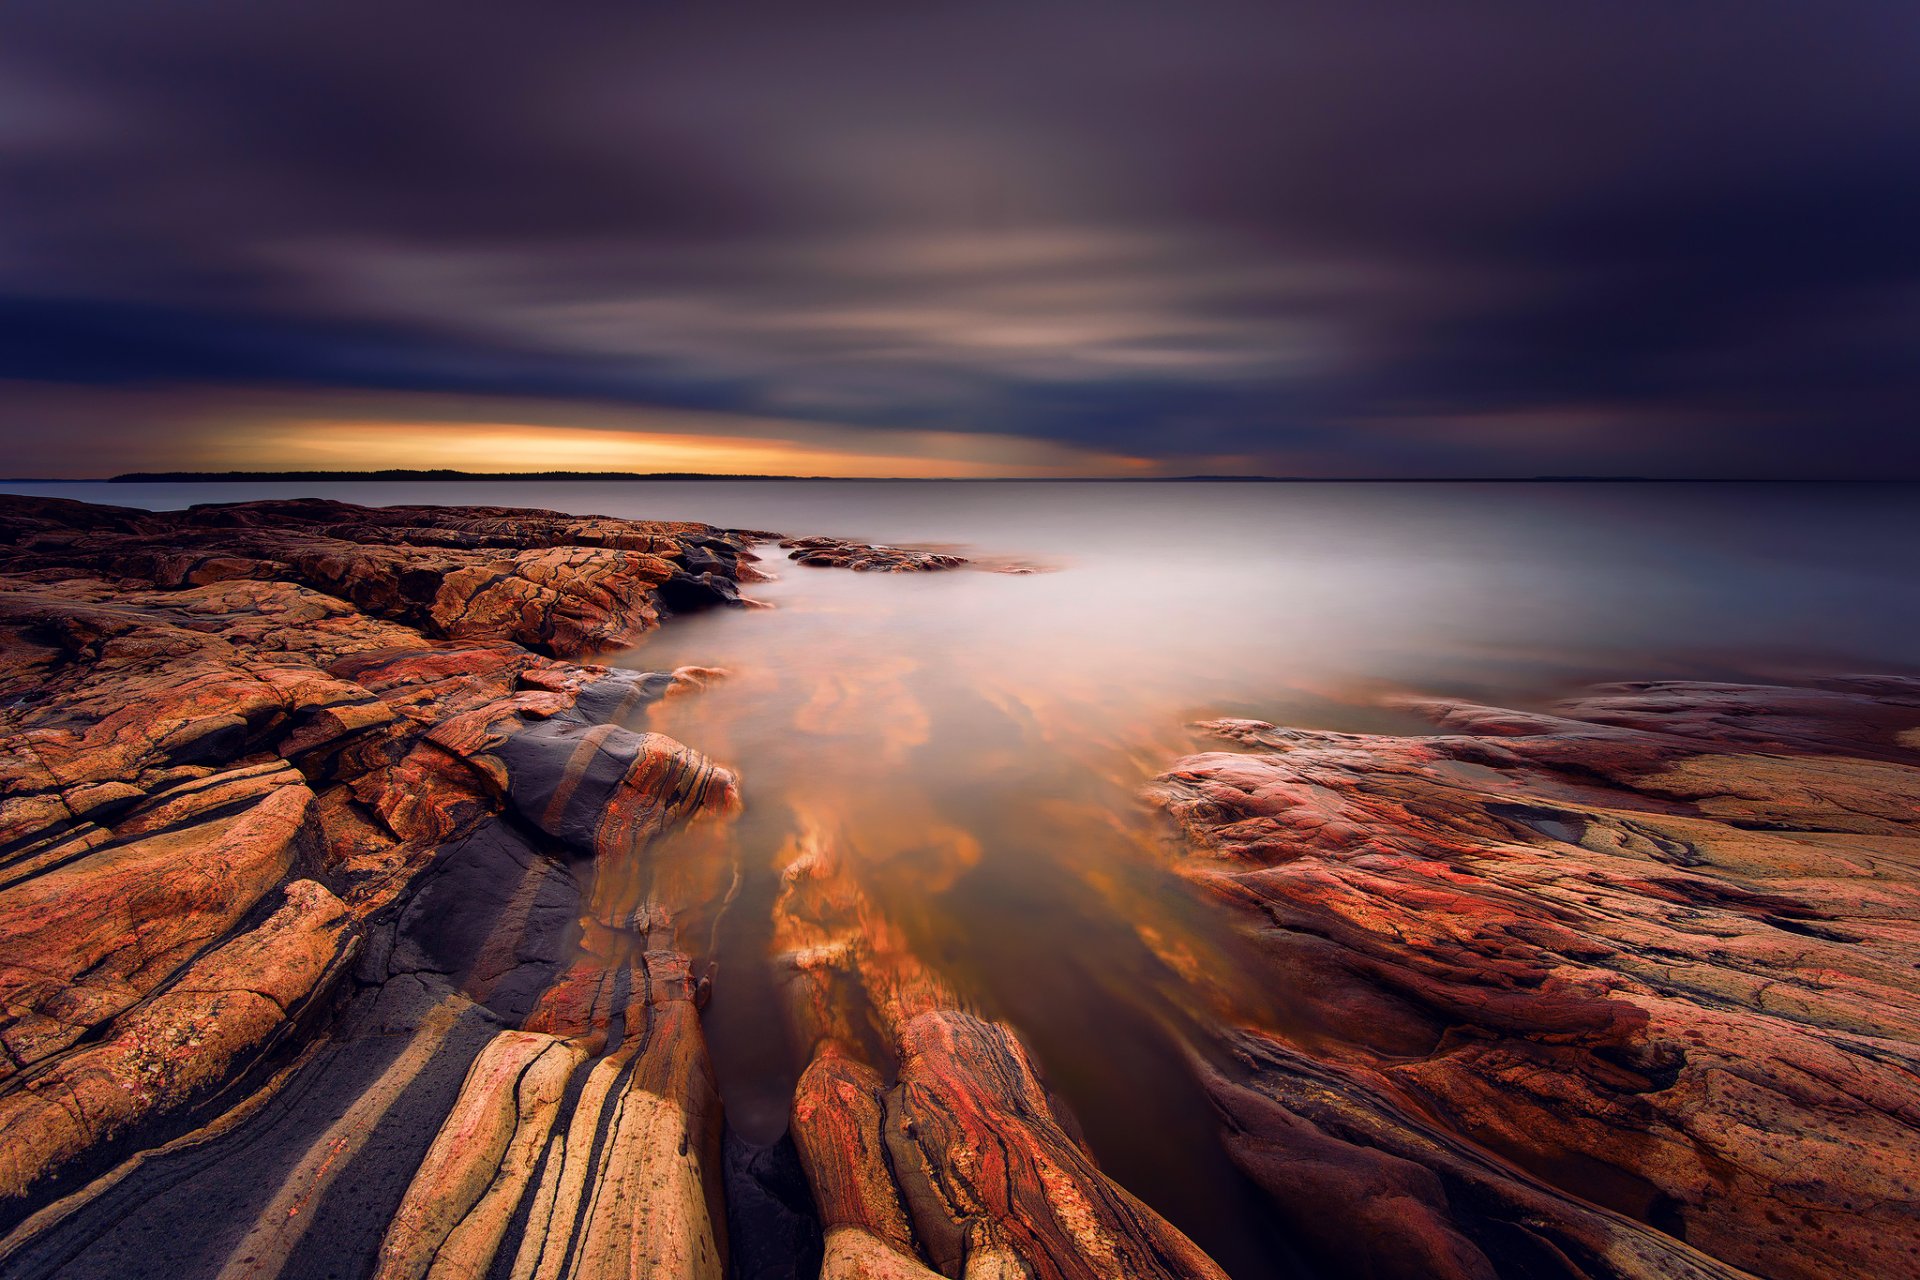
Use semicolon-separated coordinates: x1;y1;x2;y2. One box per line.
778;536;968;572
772;814;1231;1280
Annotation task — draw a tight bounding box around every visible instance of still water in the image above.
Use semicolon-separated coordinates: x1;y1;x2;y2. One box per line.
15;479;1920;1277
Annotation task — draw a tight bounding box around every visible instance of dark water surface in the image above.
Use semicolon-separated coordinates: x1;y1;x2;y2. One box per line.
13;479;1919;1278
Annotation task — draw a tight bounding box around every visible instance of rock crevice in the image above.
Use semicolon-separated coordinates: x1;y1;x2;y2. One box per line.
0;497;758;1262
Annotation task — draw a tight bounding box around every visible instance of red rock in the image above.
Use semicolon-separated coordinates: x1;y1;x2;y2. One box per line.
0;495;767;658
1149;680;1920;1280
773;815;1232;1280
0;495;752;1255
24;492;1913;1280
0;765;312;1083
0;878;354;1215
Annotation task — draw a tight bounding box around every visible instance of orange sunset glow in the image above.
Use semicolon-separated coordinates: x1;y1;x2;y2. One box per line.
193;415;1158;478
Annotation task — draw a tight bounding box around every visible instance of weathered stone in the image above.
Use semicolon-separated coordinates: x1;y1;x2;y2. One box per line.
372;1030;586;1280
0;766;313;1081
1149;679;1920;1280
778;536;968;572
0;879;354;1221
0;495;753;1269
0;496;766;658
774;816;1231;1280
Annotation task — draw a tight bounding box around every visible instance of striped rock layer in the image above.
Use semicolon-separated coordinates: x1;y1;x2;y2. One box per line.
0;496;750;1278
5;494;1917;1280
1149;678;1920;1280
0;496;1227;1280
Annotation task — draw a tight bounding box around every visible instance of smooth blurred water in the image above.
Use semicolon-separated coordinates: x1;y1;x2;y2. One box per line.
13;478;1919;1278
20;480;1919;697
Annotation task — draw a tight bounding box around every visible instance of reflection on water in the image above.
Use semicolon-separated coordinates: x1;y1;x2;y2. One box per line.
17;478;1920;1278
600;481;1918;1280
626;570;1314;1277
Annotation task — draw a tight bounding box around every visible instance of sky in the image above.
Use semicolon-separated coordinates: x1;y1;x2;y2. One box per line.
1;1;1917;478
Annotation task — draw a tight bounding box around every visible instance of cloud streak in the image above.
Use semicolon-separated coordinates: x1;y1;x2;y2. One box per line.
1;0;1916;476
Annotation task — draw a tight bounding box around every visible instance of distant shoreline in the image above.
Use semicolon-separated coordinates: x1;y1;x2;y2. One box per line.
0;470;1905;484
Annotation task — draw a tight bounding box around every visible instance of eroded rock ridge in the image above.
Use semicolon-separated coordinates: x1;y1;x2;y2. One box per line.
0;496;1218;1280
1150;679;1920;1280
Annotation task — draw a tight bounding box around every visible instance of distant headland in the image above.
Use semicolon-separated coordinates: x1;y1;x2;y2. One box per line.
86;469;1867;484
110;469;840;482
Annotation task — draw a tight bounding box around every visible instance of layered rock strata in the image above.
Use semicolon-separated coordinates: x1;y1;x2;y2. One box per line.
0;496;751;1274
772;815;1231;1280
1149;678;1920;1280
8;493;1917;1280
0;495;1223;1280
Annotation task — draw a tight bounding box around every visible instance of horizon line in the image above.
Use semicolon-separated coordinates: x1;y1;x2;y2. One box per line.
0;469;1915;485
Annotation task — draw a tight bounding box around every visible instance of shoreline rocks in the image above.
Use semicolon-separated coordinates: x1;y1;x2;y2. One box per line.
0;494;1204;1280
5;493;1917;1280
772;813;1231;1280
778;536;968;572
1148;678;1920;1280
0;496;759;1257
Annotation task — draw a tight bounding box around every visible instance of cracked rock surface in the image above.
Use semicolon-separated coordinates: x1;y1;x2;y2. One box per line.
0;496;753;1275
0;496;1224;1280
4;494;1917;1280
1148;678;1920;1280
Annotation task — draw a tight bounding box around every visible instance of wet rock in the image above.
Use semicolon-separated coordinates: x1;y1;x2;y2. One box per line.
371;697;739;1280
658;568;744;614
723;1131;826;1280
773;815;1233;1280
0;495;746;1269
1149;679;1920;1280
778;536;968;572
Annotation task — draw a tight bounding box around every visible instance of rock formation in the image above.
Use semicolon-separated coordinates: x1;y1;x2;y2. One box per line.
778;536;967;572
5;493;1917;1280
0;496;752;1275
1149;678;1920;1280
772;813;1230;1280
0;495;1217;1280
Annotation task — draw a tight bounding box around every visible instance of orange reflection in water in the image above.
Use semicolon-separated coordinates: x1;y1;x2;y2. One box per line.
603;555;1312;1275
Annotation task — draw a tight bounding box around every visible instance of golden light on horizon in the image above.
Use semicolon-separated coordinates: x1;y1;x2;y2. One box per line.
200;415;1158;479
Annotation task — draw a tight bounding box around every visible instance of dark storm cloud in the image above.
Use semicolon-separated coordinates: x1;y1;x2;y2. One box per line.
1;0;1917;475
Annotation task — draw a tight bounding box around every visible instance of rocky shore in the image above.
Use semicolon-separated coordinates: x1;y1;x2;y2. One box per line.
0;496;760;1274
0;495;1215;1280
1;493;1915;1280
1150;680;1920;1280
